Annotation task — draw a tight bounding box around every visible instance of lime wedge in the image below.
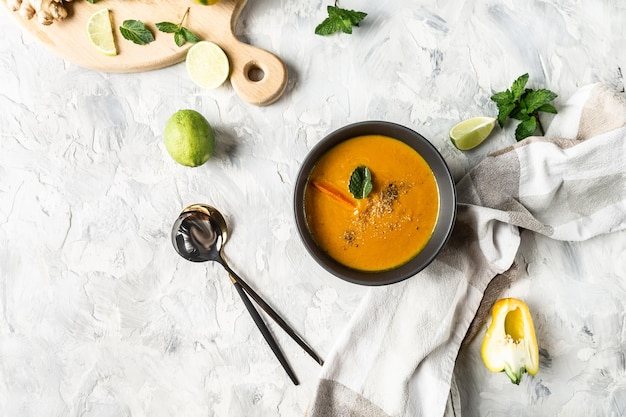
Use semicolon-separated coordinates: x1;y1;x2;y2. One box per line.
449;117;497;150
186;41;230;89
86;9;117;56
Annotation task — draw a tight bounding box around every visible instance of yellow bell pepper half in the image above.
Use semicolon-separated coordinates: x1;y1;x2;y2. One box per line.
481;298;539;384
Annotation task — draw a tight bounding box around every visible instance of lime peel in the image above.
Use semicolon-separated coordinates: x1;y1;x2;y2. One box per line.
164;109;215;167
86;8;117;56
449;116;497;150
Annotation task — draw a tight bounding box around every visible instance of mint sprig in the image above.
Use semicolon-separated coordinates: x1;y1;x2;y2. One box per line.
315;4;367;36
156;8;201;47
120;20;155;45
349;166;373;199
491;73;558;141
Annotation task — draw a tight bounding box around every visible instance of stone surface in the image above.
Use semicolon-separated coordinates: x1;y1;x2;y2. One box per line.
0;1;624;416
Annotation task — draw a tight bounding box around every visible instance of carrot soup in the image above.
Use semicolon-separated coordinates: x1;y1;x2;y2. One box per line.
304;135;440;272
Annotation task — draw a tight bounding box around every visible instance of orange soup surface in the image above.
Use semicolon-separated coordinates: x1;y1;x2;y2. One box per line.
304;135;440;272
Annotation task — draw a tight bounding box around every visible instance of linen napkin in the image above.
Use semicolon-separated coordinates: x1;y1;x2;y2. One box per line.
306;83;626;417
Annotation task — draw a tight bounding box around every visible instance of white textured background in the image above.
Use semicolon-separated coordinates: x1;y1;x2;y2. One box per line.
1;0;625;416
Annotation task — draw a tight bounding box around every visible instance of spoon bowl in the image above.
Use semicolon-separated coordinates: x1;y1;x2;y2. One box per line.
172;204;228;264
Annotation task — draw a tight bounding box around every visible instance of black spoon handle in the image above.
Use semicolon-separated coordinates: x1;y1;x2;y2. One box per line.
224;266;325;367
231;278;299;385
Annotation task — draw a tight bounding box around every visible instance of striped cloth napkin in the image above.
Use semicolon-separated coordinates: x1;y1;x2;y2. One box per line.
306;83;626;417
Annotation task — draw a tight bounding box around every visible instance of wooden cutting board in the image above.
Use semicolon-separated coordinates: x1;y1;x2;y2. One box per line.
1;0;287;105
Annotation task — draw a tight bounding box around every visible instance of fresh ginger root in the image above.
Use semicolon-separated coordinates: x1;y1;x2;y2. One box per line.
7;0;72;25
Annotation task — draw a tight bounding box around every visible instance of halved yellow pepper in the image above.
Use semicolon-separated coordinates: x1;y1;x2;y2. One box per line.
481;298;539;384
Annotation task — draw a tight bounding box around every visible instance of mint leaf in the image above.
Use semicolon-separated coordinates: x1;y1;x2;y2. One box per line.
315;17;343;36
515;117;537;141
491;74;558;141
510;107;531;121
120;20;154;45
315;5;367;36
181;27;201;43
495;102;516;127
491;90;514;106
156;8;200;47
349;166;373;199
155;21;179;33
511;73;529;100
523;89;558;113
537;103;558;114
174;31;185;47
491;90;516;127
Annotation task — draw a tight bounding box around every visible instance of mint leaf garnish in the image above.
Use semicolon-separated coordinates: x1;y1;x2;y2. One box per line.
181;27;201;43
510;73;529;100
155;22;178;33
315;5;367;36
523;89;559;114
515;117;537;140
156;8;201;47
349;166;373;199
491;73;558;141
120;20;155;45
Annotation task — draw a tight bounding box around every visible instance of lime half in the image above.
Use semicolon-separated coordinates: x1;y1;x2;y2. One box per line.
449;117;497;150
186;41;230;89
86;9;117;56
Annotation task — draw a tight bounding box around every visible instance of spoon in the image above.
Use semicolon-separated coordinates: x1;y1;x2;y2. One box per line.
171;204;324;385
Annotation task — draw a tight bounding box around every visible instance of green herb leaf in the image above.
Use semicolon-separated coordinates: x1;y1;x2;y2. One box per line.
515;117;537;141
523;89;559;113
181;27;201;43
349;166;373;199
495;102;516;127
174;31;185;47
510;106;531;121
120;20;155;45
85;0;99;3
155;21;179;33
537;103;558;114
490;90;514;106
156;8;201;47
491;74;558;141
315;18;343;36
315;5;367;36
510;73;529;100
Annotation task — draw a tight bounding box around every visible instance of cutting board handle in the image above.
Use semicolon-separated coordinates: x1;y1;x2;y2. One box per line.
228;41;288;106
223;0;287;106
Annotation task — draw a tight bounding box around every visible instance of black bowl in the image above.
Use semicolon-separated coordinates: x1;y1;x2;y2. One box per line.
293;121;457;286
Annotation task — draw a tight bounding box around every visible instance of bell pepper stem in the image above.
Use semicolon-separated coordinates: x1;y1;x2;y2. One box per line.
504;363;525;385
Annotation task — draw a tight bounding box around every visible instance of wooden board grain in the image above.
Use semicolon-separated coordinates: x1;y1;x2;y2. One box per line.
2;0;287;105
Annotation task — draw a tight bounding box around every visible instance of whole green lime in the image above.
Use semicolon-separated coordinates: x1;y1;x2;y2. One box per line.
164;109;215;167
